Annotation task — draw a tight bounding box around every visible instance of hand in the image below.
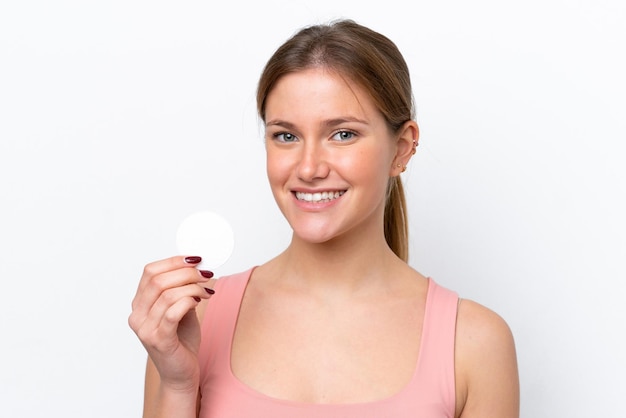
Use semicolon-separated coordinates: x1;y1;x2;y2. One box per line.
128;256;214;391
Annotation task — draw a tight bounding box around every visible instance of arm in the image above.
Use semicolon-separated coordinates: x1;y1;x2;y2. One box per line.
143;355;200;418
128;256;214;418
454;299;520;418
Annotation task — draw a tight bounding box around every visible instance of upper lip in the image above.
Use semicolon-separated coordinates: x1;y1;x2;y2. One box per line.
290;188;347;193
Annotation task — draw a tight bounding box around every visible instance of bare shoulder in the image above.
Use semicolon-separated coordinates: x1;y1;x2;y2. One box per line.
455;299;520;418
456;299;515;347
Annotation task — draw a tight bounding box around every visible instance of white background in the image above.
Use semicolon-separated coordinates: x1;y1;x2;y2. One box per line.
1;1;624;417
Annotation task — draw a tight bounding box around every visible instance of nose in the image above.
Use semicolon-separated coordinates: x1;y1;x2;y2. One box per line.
296;141;330;182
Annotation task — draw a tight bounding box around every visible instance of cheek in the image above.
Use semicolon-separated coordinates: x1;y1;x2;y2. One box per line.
266;149;289;187
346;146;393;182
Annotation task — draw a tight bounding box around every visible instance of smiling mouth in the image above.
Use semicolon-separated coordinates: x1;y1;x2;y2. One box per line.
294;190;346;203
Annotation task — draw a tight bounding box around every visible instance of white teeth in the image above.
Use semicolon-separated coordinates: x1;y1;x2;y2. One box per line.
295;191;345;203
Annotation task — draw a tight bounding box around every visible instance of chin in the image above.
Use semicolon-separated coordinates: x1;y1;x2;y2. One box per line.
290;223;342;245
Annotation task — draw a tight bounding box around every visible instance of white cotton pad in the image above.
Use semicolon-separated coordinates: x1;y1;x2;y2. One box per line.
176;210;234;272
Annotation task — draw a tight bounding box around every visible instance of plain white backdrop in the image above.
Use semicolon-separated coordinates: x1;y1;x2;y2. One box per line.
1;1;624;417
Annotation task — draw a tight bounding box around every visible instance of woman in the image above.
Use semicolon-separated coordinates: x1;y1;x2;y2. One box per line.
129;19;519;417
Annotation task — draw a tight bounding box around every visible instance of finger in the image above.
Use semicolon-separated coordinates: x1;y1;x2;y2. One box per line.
133;283;213;346
132;262;212;314
135;296;199;354
130;276;206;336
136;255;206;294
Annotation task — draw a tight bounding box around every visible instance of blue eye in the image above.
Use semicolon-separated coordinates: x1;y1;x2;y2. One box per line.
275;132;298;143
332;130;355;141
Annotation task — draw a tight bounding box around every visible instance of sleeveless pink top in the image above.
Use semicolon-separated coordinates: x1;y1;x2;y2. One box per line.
198;268;458;417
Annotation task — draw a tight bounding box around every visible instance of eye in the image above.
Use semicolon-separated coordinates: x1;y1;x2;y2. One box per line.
332;130;356;142
273;132;298;143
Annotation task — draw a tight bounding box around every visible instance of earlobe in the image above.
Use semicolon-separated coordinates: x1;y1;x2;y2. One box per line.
395;163;407;173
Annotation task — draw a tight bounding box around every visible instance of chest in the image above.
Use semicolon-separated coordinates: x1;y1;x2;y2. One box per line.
230;291;425;404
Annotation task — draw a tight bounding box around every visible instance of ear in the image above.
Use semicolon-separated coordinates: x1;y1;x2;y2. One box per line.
390;120;419;176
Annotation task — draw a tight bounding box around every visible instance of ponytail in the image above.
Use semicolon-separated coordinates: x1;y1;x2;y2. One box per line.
384;176;409;262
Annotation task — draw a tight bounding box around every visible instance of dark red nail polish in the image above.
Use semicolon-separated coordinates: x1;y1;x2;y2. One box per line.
199;270;214;278
193;296;201;302
204;287;215;295
185;256;202;264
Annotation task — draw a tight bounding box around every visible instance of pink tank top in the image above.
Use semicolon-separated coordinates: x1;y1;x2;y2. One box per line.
198;268;458;417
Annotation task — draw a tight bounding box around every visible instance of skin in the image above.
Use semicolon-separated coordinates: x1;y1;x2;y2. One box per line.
263;67;402;248
129;67;519;418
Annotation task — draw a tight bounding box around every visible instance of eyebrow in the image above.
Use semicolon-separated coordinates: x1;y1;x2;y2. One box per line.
265;117;368;129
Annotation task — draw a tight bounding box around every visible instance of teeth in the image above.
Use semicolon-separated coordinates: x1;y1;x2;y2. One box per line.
295;191;345;203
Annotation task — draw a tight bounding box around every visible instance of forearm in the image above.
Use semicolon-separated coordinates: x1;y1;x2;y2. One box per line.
144;384;199;418
143;357;199;418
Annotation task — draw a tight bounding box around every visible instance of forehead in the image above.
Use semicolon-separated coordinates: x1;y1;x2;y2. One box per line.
264;68;380;122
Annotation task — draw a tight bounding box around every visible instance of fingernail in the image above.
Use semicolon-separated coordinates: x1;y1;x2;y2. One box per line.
185;256;202;264
199;270;214;279
193;296;201;302
204;287;215;295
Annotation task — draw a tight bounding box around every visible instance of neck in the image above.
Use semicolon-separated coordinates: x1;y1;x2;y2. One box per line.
275;227;403;295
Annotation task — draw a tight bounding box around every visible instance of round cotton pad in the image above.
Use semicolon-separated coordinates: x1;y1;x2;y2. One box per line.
176;210;234;271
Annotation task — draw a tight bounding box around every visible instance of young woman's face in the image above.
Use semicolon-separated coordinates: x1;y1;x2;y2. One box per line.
263;67;401;244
